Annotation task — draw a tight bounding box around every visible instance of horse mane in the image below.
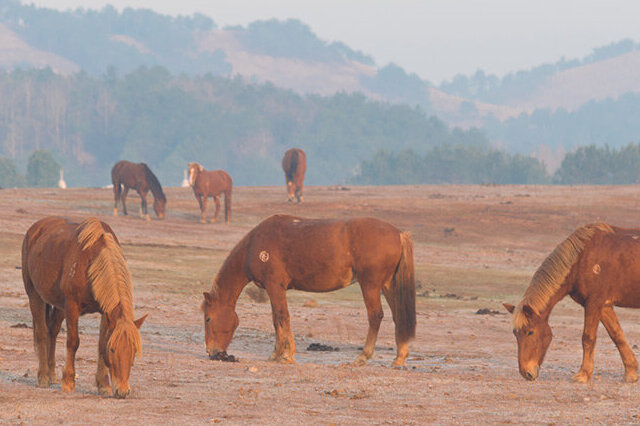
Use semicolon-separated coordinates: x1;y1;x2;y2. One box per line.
141;163;165;203
513;223;614;328
107;318;142;357
77;218;135;321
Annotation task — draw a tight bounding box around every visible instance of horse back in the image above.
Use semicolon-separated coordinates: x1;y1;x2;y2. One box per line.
197;170;232;196
111;161;145;189
574;227;640;308
244;215;401;291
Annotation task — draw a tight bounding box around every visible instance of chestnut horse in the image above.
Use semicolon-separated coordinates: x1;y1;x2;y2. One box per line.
188;162;232;224
22;216;147;398
111;160;166;220
282;148;306;203
201;214;416;366
504;223;640;383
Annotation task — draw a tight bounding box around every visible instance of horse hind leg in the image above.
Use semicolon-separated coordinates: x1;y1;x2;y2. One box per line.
354;283;384;366
121;187;130;216
25;287;51;387
212;196;221;223
45;305;64;385
601;306;639;382
382;285;409;367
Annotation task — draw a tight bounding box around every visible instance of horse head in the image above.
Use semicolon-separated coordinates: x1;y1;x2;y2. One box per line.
188;162;204;187
504;303;552;381
153;197;166;219
103;313;147;398
201;291;239;359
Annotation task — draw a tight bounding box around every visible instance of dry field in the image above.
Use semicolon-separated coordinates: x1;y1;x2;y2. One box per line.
2;184;640;424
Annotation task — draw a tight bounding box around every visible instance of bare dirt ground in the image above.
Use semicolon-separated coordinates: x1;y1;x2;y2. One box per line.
2;184;640;424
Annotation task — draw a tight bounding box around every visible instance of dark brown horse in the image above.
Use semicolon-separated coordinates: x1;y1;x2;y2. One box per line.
201;214;416;366
282;148;306;203
22;216;147;398
504;223;640;383
111;160;166;220
188;162;232;224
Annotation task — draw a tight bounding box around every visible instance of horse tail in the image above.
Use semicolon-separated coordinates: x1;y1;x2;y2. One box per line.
289;149;300;178
77;218;134;317
141;163;166;203
391;232;416;342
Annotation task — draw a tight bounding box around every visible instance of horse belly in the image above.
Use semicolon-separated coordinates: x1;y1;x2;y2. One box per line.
289;266;354;292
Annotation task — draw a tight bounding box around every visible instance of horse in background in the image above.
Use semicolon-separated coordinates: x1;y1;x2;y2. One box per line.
188;162;232;224
111;160;166;220
202;215;416;366
22;216;147;398
504;223;640;383
282;148;306;203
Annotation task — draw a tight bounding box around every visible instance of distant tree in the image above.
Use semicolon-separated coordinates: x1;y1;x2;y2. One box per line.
0;157;20;188
26;149;60;187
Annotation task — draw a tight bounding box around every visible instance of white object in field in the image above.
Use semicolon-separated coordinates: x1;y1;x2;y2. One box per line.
181;169;190;188
58;169;67;189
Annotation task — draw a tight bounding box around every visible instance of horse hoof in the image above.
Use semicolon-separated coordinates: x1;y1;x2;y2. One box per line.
624;372;638;383
145;214;151;221
392;360;407;367
37;377;50;388
98;386;113;396
353;357;367;367
571;372;590;383
61;381;75;393
113;209;118;217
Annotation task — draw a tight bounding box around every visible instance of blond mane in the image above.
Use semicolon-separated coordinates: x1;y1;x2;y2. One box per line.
77;218;134;321
513;223;614;328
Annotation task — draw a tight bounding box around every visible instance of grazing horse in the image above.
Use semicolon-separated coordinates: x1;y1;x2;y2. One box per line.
282;148;306;203
504;223;640;383
111;160;166;220
201;214;416;366
22;216;147;398
188;162;232;224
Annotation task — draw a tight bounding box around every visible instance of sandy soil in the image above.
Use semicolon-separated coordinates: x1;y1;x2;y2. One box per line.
2;184;640;424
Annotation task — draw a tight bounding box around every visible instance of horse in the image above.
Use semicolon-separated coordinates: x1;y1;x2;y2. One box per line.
282;148;306;203
188;162;232;224
201;214;416;366
21;216;147;398
504;223;640;383
111;160;166;220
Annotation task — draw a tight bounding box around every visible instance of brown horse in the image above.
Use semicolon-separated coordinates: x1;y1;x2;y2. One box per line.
188;162;232;224
504;223;640;383
22;216;147;398
282;148;306;203
201;214;416;366
111;160;166;220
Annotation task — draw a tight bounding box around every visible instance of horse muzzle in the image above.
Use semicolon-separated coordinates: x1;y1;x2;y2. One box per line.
520;365;540;381
113;387;131;399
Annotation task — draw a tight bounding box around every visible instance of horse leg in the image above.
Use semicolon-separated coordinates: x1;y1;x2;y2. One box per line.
121;187;130;216
61;303;80;393
95;314;112;395
573;303;602;383
113;183;120;216
140;190;150;221
264;283;296;363
212;196;221;223
295;181;303;203
200;195;208;223
45;306;64;385
381;285;410;366
601;306;639;382
25;288;51;387
354;283;384;366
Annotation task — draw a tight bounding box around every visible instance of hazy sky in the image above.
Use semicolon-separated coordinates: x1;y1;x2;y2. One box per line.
27;0;640;84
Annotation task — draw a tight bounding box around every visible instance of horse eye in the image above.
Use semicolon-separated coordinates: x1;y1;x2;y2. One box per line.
206;317;211;322
527;330;534;336
110;348;115;353
512;329;516;336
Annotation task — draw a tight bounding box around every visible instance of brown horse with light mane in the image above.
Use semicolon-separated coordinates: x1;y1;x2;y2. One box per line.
188;162;232;224
282;148;306;203
111;160;166;220
22;216;147;398
504;223;640;383
201;214;416;366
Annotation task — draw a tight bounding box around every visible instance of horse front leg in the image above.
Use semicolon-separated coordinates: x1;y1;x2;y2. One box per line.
95;314;112;395
265;283;296;363
121;187;130;216
45;306;64;385
139;190;150;221
212;196;221;223
354;283;384;366
62;304;80;393
573;303;602;383
601;306;639;382
113;183;120;216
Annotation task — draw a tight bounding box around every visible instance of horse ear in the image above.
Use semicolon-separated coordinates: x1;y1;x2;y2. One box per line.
521;304;537;318
203;291;215;304
503;303;515;314
134;314;148;329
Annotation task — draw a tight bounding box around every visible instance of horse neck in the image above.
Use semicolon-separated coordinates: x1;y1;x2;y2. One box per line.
212;237;250;307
